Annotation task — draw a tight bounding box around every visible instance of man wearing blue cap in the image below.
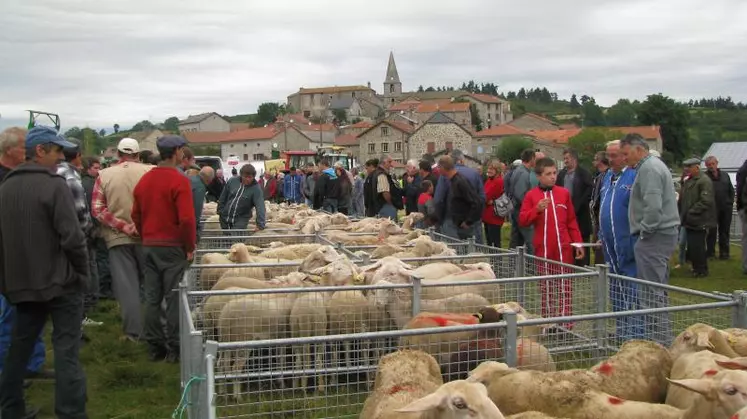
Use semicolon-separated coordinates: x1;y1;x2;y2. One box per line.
0;125;89;418
132;135;196;362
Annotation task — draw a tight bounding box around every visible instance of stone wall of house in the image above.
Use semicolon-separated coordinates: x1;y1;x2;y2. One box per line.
358;125;410;164
508;115;558;132
180;115;230;133
408;123;472;161
220;130;311;161
467;100;513;128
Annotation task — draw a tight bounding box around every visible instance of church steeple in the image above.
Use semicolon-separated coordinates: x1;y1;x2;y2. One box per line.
383;51;402;104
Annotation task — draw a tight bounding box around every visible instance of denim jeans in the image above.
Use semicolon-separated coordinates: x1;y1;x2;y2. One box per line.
378;203;398;221
678;227;687;265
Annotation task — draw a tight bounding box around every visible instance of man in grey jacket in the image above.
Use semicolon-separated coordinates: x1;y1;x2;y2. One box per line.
302;163;317;207
621;133;679;345
0;126;89;418
509;149;537;254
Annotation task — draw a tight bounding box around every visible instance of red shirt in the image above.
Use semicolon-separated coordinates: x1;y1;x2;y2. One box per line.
417;192;432;206
132;166;196;253
518;186;582;264
482;176;505;226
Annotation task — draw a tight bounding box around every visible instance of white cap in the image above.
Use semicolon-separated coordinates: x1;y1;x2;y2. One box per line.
117;138;140;154
649;149;661;158
512;159;522;166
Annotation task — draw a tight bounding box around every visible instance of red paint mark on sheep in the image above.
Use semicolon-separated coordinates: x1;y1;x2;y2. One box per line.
430;316;450;327
607;396;624;405
730;414;739;419
704;369;718;376
387;385;414;395
596;362;614;376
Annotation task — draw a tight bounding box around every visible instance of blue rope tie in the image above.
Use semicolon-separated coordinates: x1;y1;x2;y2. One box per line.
172;375;206;419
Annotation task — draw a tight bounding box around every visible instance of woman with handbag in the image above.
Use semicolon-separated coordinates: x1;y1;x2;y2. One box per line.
482;160;505;247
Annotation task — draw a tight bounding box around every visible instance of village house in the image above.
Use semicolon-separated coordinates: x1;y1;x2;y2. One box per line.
408;112;473;161
356;120;414;165
127;129;165;152
387;100;472;129
457;93;513;127
507;113;560;132
184;124;312;162
327;96;366;122
339;120;374;137
287;85;382;119
178;112;231;133
333;133;360;160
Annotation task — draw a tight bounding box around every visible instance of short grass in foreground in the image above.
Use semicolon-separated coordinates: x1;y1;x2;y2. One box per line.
23;241;747;418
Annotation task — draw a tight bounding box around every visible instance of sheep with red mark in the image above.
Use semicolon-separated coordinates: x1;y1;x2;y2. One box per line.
359;349;444;419
732;404;747;418
395;379;506;418
670;323;739;362
506;413;569;419
667;353;747;409
490;301;558;341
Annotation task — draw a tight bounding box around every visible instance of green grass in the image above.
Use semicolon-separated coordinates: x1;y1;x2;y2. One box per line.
22;241;746;418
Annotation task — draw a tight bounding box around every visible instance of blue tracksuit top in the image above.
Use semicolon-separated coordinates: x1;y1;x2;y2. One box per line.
599;167;638;277
283;174;303;203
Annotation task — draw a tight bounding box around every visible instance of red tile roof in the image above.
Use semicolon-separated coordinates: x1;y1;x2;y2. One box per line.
298;123;336;132
334;134;359;146
349;120;373;129
612;125;662;141
184;126;282;144
474;124;530;137
388;121;416;134
278;113;311;125
467;93;506;104
416;102;470;113
531;128;583;144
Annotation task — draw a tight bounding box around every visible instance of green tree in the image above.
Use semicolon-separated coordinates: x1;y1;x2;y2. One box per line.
637;94;691;162
606;99;638;126
81;127;98;155
113;123;120;133
332;109;347;124
495;136;534;163
568;128;623;168
64;127;82;139
469;103;482;131
256;102;288;126
582;99;606;127
570;94;581;109
98;129;106;137
417;85;424;92
163;116;180;132
131;120;155;131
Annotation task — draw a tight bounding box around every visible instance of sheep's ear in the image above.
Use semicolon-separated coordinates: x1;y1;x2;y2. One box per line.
359;262;382;273
309;266;329;276
395;391;445;413
667;378;712;396
716;358;747;370
697;331;715;349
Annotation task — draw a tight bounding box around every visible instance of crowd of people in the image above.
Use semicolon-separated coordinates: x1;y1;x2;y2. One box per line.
0;123;740;417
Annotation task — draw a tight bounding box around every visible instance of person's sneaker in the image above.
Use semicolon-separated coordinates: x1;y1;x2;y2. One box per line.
82;317;103;327
120;334;139;343
26;369;55;381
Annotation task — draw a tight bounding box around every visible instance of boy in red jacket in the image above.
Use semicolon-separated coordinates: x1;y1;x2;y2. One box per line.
131;135;196;362
519;157;584;329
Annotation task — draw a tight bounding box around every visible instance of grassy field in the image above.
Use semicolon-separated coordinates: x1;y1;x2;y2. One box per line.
23;243;747;418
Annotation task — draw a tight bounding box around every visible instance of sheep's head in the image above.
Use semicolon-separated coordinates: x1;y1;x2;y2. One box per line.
330;212;350;225
671;323;738;360
377;220;403;239
299;246;341;273
402;212;424;231
467;361;517;385
490;301;526;316
309;257;360;287
361;257;416;285
396;380;505;419
369;280;409;309
300;219;322;234
228;243;251;263
461;262;495;277
669;367;747;418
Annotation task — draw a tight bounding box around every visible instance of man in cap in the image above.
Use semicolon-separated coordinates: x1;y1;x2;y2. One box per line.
132;135;196;362
91;137;152;342
680;157;716;277
0;125;89;418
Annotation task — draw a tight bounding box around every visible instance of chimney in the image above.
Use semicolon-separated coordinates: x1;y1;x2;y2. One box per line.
367;81;371;89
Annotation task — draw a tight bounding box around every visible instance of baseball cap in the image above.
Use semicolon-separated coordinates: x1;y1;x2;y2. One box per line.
156;135;188;150
25;126;76;149
683;158;700;166
117;138;140;154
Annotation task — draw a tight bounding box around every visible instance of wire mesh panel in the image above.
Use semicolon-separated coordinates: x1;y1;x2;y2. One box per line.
198;233;319;250
472;243;517;279
732;210;742;242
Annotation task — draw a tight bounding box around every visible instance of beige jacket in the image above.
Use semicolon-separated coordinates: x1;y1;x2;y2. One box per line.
97;161;153;248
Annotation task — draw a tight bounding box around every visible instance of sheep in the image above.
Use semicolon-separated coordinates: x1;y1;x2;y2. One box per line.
298;245;343;273
401;212;425;231
667;351;733;408
670;323;739;362
195;286;245;338
289;292;327;393
489;302;557;340
396;379;506;418
308;257;363;288
373;283;490;328
370;243;407;259
721;328;747;356
350;218;397;233
360;257;416;285
325;230;383;245
412;263;464;280
589;339;672;403
398;312;485;368
217;293;296;400
211;272;315;291
200;253;242;289
326;290;386;385
257;243;323;260
202;202;218;216
383;230;424;246
733;404;747;419
407;235;452;257
506;413;568;419
666;367;747;419
419;269;501;303
359;350;443;419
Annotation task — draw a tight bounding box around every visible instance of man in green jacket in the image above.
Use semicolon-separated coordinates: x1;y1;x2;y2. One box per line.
680;158;717;277
190;166;215;239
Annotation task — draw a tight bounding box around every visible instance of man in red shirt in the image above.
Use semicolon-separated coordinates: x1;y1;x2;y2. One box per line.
519;157;584;329
131;135;196;362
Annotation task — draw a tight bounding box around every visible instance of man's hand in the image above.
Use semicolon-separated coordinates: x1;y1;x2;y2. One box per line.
186;252;194;262
459;222;470;230
575;247;585;260
123;223;138;237
536;198;550;213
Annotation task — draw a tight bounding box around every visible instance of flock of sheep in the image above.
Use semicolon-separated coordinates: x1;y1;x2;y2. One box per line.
191;202;745;418
361;323;747;418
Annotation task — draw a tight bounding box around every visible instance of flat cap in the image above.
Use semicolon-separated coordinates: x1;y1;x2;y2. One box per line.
683;158;701;166
157;135;187;149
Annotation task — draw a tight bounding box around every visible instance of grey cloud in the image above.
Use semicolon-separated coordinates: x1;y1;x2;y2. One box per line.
1;0;746;131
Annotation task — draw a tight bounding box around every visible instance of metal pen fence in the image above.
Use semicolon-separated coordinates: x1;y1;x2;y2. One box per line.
732;210;743;243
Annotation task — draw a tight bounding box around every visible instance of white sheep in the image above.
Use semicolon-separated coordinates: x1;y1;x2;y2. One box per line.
667;351;732;409
370;243;407;259
289;292;327;393
298;245;343;273
412;263;464;280
308;257;363;288
670;323;739;362
396;379;506;418
506;413;568;419
419;268;501;303
720;328;747;356
359;349;443;419
489;302;557;340
258;243;323;260
401;212;424;232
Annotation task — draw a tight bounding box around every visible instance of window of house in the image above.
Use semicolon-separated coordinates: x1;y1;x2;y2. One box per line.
393;158;402;164
381;126;389;136
253;153;265;160
390;98;395;104
446;141;453;151
230;144;234;148
492;146;500;155
394;142;402;152
368;143;375;153
243;153;249;160
303;111;311;118
427;142;435;153
389;85;394;93
352;92;356;98
382;143;389;153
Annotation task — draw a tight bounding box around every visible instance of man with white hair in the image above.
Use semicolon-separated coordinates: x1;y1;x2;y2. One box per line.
0;127;26;182
433;149;486;242
403;159;421;215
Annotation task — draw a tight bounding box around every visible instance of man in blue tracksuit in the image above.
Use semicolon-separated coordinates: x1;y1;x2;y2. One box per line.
283;167;303;204
598;140;643;342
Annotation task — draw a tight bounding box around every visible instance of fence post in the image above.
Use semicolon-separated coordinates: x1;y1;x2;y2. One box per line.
467;237;475;254
202;340;219;419
514;246;526;307
314;230;322;244
594;264;609;355
503;310;518;367
411;275;422;317
361;253;371;265
428;226;436;240
179;283;189;389
733;290;747;328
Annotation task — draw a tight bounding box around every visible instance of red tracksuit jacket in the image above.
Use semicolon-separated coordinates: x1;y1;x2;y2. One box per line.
519;185;583;264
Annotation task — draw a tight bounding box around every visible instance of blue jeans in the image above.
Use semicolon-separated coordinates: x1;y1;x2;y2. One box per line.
0;296;45;374
678;227;687;265
323;198;338;213
378;204;398;221
441;219;474;240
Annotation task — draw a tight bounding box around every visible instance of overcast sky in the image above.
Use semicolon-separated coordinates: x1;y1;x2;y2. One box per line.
1;0;745;132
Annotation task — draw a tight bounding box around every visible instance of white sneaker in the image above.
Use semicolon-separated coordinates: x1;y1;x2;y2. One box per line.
82;317;103;327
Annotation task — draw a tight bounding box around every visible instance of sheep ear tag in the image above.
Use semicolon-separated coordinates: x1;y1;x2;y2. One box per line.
353;273;365;284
